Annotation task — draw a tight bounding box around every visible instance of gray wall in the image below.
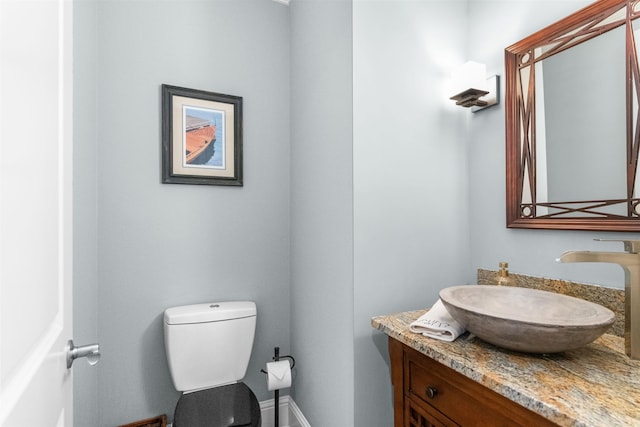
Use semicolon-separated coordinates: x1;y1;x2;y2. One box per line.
73;1;99;425
289;0;355;425
352;1;469;425
75;1;291;425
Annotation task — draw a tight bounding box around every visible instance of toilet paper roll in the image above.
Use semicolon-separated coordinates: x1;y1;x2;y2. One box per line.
266;360;292;391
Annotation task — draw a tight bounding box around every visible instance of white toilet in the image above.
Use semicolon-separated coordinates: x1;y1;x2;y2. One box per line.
164;301;261;427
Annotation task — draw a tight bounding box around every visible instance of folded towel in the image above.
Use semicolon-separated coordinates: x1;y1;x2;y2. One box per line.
409;299;465;342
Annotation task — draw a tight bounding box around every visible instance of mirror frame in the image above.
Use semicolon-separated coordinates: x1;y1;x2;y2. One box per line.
505;0;640;231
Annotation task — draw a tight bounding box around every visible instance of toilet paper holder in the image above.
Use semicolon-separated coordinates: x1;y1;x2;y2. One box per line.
260;346;295;374
261;346;295;427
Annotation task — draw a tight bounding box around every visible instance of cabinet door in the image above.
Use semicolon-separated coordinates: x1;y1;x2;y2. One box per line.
406;397;456;427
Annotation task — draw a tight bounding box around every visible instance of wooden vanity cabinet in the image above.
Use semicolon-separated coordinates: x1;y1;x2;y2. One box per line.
388;338;559;427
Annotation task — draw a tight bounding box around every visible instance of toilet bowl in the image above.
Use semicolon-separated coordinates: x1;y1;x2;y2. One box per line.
173;383;260;427
164;301;261;427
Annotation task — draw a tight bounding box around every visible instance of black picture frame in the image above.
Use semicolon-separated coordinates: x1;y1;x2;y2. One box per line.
162;84;243;186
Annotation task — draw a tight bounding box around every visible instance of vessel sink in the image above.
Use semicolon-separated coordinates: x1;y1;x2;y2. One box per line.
439;285;615;354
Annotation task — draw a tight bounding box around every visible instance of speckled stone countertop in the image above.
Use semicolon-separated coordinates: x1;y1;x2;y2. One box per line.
372;309;640;427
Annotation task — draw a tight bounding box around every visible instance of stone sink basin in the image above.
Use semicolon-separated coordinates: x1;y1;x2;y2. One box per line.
439;285;615;354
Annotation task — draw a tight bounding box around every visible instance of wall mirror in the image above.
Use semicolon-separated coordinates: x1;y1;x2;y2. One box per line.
505;0;640;231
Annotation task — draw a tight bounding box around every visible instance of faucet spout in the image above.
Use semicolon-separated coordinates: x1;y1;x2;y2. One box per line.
557;241;640;360
557;250;640;268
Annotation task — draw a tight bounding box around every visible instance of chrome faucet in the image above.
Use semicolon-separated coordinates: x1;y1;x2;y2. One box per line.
557;239;640;359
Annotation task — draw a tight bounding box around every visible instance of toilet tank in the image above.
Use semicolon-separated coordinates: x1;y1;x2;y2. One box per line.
164;301;257;392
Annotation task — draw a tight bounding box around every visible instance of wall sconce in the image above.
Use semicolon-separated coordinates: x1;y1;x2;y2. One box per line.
449;61;499;112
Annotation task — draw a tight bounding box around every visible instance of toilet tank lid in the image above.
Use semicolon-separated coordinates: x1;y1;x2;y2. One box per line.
164;301;256;325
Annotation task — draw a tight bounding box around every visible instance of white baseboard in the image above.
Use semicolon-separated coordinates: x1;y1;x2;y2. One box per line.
259;395;310;427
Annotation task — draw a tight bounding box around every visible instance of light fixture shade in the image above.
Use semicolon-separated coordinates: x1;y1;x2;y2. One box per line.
451;61;488;95
449;61;499;110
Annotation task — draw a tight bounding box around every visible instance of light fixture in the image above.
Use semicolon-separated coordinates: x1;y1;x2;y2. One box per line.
449;61;499;112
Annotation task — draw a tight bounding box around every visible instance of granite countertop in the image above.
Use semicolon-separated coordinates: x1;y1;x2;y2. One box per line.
372;309;640;427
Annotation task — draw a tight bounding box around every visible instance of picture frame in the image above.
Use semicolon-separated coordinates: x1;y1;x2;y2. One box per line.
162;84;243;186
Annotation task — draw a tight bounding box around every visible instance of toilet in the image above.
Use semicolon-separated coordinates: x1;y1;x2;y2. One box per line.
164;301;261;427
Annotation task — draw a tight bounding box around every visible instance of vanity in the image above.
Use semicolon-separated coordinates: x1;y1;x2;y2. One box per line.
372;309;640;426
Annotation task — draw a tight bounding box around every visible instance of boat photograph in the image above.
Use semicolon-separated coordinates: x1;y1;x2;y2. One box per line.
184;113;217;165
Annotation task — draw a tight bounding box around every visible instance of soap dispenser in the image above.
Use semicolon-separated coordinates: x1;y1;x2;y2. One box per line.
497;262;511;286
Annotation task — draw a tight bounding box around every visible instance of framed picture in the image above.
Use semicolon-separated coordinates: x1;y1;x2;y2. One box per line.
162;84;243;186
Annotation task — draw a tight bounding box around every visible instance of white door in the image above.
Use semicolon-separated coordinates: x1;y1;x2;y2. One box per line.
0;0;74;426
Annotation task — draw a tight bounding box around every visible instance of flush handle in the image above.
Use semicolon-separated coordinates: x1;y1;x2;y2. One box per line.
66;339;101;369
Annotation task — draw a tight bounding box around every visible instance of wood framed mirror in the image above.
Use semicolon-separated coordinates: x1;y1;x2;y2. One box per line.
505;0;640;231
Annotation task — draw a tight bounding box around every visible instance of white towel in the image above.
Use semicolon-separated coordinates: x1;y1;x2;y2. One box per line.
409;299;465;342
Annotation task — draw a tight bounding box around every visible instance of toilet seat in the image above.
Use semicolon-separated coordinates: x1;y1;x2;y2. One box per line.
173;382;261;427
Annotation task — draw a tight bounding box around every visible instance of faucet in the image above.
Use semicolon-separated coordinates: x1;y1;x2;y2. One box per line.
557;239;640;360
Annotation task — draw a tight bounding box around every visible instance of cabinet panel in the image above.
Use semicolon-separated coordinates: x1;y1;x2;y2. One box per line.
406;396;456;427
